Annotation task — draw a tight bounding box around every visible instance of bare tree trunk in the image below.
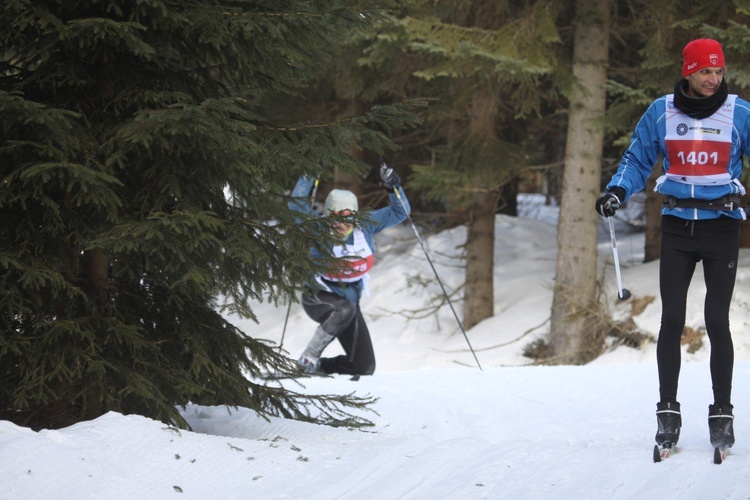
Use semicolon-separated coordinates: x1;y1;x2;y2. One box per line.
462;91;499;330
464;186;500;329
83;248;109;306
549;0;610;364
497;178;519;215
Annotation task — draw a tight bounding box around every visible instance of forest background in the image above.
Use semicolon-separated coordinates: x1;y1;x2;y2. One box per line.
3;0;750;431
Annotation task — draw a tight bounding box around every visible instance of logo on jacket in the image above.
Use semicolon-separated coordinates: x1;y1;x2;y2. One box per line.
676;123;688;136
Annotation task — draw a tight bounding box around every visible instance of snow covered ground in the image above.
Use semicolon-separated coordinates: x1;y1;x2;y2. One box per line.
3;195;750;499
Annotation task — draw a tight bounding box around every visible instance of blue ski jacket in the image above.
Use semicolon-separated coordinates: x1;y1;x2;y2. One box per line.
289;176;410;303
606;93;750;220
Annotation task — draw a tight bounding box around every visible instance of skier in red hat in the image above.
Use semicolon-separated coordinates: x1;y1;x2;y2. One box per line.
596;38;750;461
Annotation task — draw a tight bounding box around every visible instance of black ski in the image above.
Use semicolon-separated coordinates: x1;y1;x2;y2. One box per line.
714;446;729;464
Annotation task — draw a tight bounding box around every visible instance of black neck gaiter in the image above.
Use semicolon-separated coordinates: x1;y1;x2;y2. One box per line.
673;78;728;120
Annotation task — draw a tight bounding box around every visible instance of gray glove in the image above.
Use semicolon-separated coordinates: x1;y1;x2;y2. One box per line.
380;164;401;192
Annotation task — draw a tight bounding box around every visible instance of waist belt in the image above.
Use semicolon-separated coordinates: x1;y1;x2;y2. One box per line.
321;278;360;290
663;195;741;211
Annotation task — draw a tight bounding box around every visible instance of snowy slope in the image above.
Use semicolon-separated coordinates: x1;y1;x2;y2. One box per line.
3;199;750;499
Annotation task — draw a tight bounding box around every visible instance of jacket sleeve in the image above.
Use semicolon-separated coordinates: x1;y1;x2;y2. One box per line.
368;186;410;233
288;176;316;215
606;98;665;203
737;98;750;162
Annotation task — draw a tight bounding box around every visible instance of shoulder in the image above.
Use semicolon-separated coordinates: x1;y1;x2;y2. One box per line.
649;95;670;115
630;96;667;132
731;95;750;114
638;96;668;121
728;96;750;135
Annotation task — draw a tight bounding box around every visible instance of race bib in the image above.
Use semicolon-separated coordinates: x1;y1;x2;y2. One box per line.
664;95;735;185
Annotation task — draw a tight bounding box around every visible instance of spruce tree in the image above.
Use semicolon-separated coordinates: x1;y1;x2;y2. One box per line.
0;0;418;429
357;0;566;329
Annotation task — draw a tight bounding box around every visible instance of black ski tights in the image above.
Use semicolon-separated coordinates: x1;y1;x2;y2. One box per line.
657;215;739;406
301;291;375;375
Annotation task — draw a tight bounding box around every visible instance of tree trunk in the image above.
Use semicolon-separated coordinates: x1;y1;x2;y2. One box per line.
497;178;519;216
463;186;500;330
461;90;499;330
83;248;109;307
549;0;610;364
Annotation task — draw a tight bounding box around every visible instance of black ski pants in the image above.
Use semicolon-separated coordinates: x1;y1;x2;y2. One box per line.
301;291;375;376
657;215;740;406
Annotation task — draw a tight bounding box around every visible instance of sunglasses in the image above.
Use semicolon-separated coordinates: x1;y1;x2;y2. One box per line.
329;210;355;222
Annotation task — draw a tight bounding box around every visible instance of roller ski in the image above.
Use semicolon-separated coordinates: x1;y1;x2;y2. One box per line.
653;402;681;463
709;403;734;464
653;443;679;462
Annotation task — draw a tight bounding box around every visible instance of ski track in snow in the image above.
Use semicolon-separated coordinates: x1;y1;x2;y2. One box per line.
3;364;750;498
186;364;750;499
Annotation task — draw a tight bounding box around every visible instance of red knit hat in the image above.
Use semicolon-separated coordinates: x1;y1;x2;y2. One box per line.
682;38;724;77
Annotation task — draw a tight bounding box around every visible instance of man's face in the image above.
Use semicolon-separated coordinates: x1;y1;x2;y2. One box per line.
329;210;354;235
685;67;724;97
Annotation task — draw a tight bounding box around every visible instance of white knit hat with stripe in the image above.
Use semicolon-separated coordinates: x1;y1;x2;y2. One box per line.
323;189;358;214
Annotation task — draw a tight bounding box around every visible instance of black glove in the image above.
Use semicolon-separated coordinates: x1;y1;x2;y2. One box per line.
595;187;625;217
380;163;401;192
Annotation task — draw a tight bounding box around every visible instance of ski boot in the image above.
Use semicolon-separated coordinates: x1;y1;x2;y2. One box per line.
709;403;734;463
653;401;681;462
297;326;335;374
297;355;321;374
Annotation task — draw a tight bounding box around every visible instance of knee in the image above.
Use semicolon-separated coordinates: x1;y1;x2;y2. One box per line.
329;301;357;328
339;300;357;320
705;313;730;338
660;312;685;333
358;362;375;376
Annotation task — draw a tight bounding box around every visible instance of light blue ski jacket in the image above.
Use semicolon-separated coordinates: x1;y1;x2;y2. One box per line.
289;176;410;303
606;93;750;220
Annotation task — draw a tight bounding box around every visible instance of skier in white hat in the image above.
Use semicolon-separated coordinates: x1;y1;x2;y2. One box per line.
289;164;409;377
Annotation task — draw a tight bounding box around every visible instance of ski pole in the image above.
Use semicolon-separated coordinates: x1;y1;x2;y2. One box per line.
280;178;320;350
385;162;482;370
278;300;293;351
607;216;631;301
